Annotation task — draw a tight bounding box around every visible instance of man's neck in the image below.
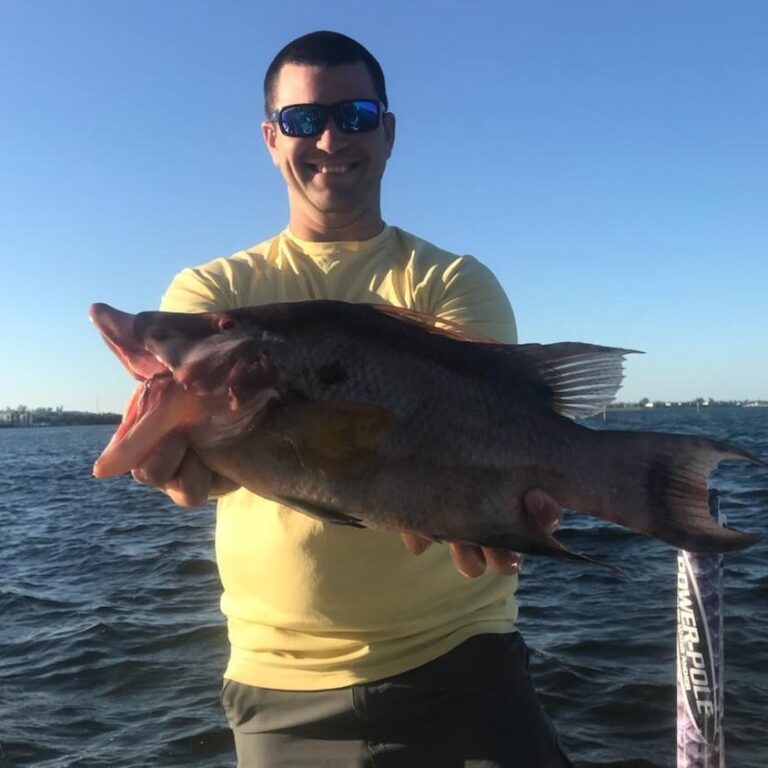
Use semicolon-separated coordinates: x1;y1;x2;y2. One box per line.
289;211;386;243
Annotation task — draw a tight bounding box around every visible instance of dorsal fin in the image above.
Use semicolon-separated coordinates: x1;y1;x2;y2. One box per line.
371;305;496;343
371;305;638;419
511;342;640;417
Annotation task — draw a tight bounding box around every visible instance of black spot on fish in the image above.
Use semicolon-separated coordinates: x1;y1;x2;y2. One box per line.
317;361;349;387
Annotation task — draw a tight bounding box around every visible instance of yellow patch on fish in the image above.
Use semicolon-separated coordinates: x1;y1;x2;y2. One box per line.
274;401;393;469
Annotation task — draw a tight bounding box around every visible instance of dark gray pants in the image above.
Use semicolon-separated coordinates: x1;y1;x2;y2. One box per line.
222;633;573;767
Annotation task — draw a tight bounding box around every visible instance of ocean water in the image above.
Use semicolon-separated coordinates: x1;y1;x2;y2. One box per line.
1;406;767;767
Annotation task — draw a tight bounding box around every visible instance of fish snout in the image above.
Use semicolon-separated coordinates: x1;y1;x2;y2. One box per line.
134;311;217;371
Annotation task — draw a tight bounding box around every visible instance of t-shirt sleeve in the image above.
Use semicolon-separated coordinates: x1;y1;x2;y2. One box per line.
427;255;517;344
159;256;249;313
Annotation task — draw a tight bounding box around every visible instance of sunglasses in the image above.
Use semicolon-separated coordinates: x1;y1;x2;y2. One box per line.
270;99;384;138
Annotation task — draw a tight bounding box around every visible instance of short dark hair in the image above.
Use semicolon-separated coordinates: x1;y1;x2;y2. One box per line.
263;31;388;116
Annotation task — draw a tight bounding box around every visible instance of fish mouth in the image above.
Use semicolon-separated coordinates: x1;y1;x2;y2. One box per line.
90;304;279;477
89;303;169;382
93;374;201;478
90;304;204;477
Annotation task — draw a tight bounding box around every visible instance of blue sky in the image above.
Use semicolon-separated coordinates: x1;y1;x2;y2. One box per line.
2;0;766;412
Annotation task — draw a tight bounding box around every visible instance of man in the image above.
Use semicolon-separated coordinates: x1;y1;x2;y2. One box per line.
136;31;572;767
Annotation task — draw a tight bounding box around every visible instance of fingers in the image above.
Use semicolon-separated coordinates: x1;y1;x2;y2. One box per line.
484;548;524;575
131;431;188;487
449;542;487;578
164;450;213;507
130;432;227;507
401;537;523;579
448;543;523;579
400;532;434;555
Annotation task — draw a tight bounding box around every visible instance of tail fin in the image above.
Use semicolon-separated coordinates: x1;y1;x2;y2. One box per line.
591;431;765;553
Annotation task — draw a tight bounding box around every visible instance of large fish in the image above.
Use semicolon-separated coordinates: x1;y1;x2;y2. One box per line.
89;300;765;561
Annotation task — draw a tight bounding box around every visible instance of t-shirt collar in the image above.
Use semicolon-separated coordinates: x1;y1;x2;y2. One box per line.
284;224;392;257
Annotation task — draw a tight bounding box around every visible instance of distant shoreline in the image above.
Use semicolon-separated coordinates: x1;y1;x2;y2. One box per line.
0;412;121;428
607;401;768;411
1;400;766;430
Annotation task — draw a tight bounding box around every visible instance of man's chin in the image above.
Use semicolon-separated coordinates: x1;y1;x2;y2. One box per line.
309;178;356;197
307;191;363;215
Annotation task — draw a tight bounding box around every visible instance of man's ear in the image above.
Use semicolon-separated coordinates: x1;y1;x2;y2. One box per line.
261;121;279;165
383;111;396;158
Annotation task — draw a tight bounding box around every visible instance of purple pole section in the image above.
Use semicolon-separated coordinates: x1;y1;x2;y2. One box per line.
676;489;724;768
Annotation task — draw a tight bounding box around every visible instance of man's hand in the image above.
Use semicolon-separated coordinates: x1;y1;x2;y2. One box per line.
400;489;562;578
131;431;238;507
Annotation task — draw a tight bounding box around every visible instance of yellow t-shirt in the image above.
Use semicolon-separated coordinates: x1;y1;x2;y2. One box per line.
161;224;519;690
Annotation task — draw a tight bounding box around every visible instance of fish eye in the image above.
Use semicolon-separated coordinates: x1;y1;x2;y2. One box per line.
218;317;239;332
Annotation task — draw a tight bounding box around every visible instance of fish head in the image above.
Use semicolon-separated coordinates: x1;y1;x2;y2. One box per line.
89;304;284;477
133;308;283;394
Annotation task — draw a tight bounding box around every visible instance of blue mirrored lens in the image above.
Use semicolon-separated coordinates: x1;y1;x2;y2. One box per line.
280;105;326;137
335;100;380;132
277;100;381;137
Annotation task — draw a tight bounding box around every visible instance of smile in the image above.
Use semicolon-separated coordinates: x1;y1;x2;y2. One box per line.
309;163;357;174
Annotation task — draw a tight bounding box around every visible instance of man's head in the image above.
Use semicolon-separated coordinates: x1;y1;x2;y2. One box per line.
261;31;395;242
263;31;388;118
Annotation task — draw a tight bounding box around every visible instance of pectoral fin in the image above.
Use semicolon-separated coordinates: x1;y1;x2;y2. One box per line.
273;494;367;529
272;401;393;469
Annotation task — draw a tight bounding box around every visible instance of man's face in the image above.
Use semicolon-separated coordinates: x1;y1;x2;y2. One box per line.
262;62;395;240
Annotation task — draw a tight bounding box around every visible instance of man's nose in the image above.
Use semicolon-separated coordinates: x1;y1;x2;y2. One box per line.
314;120;349;154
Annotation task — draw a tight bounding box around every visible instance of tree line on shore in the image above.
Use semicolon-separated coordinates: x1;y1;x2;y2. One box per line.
0;406;120;427
610;397;767;409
